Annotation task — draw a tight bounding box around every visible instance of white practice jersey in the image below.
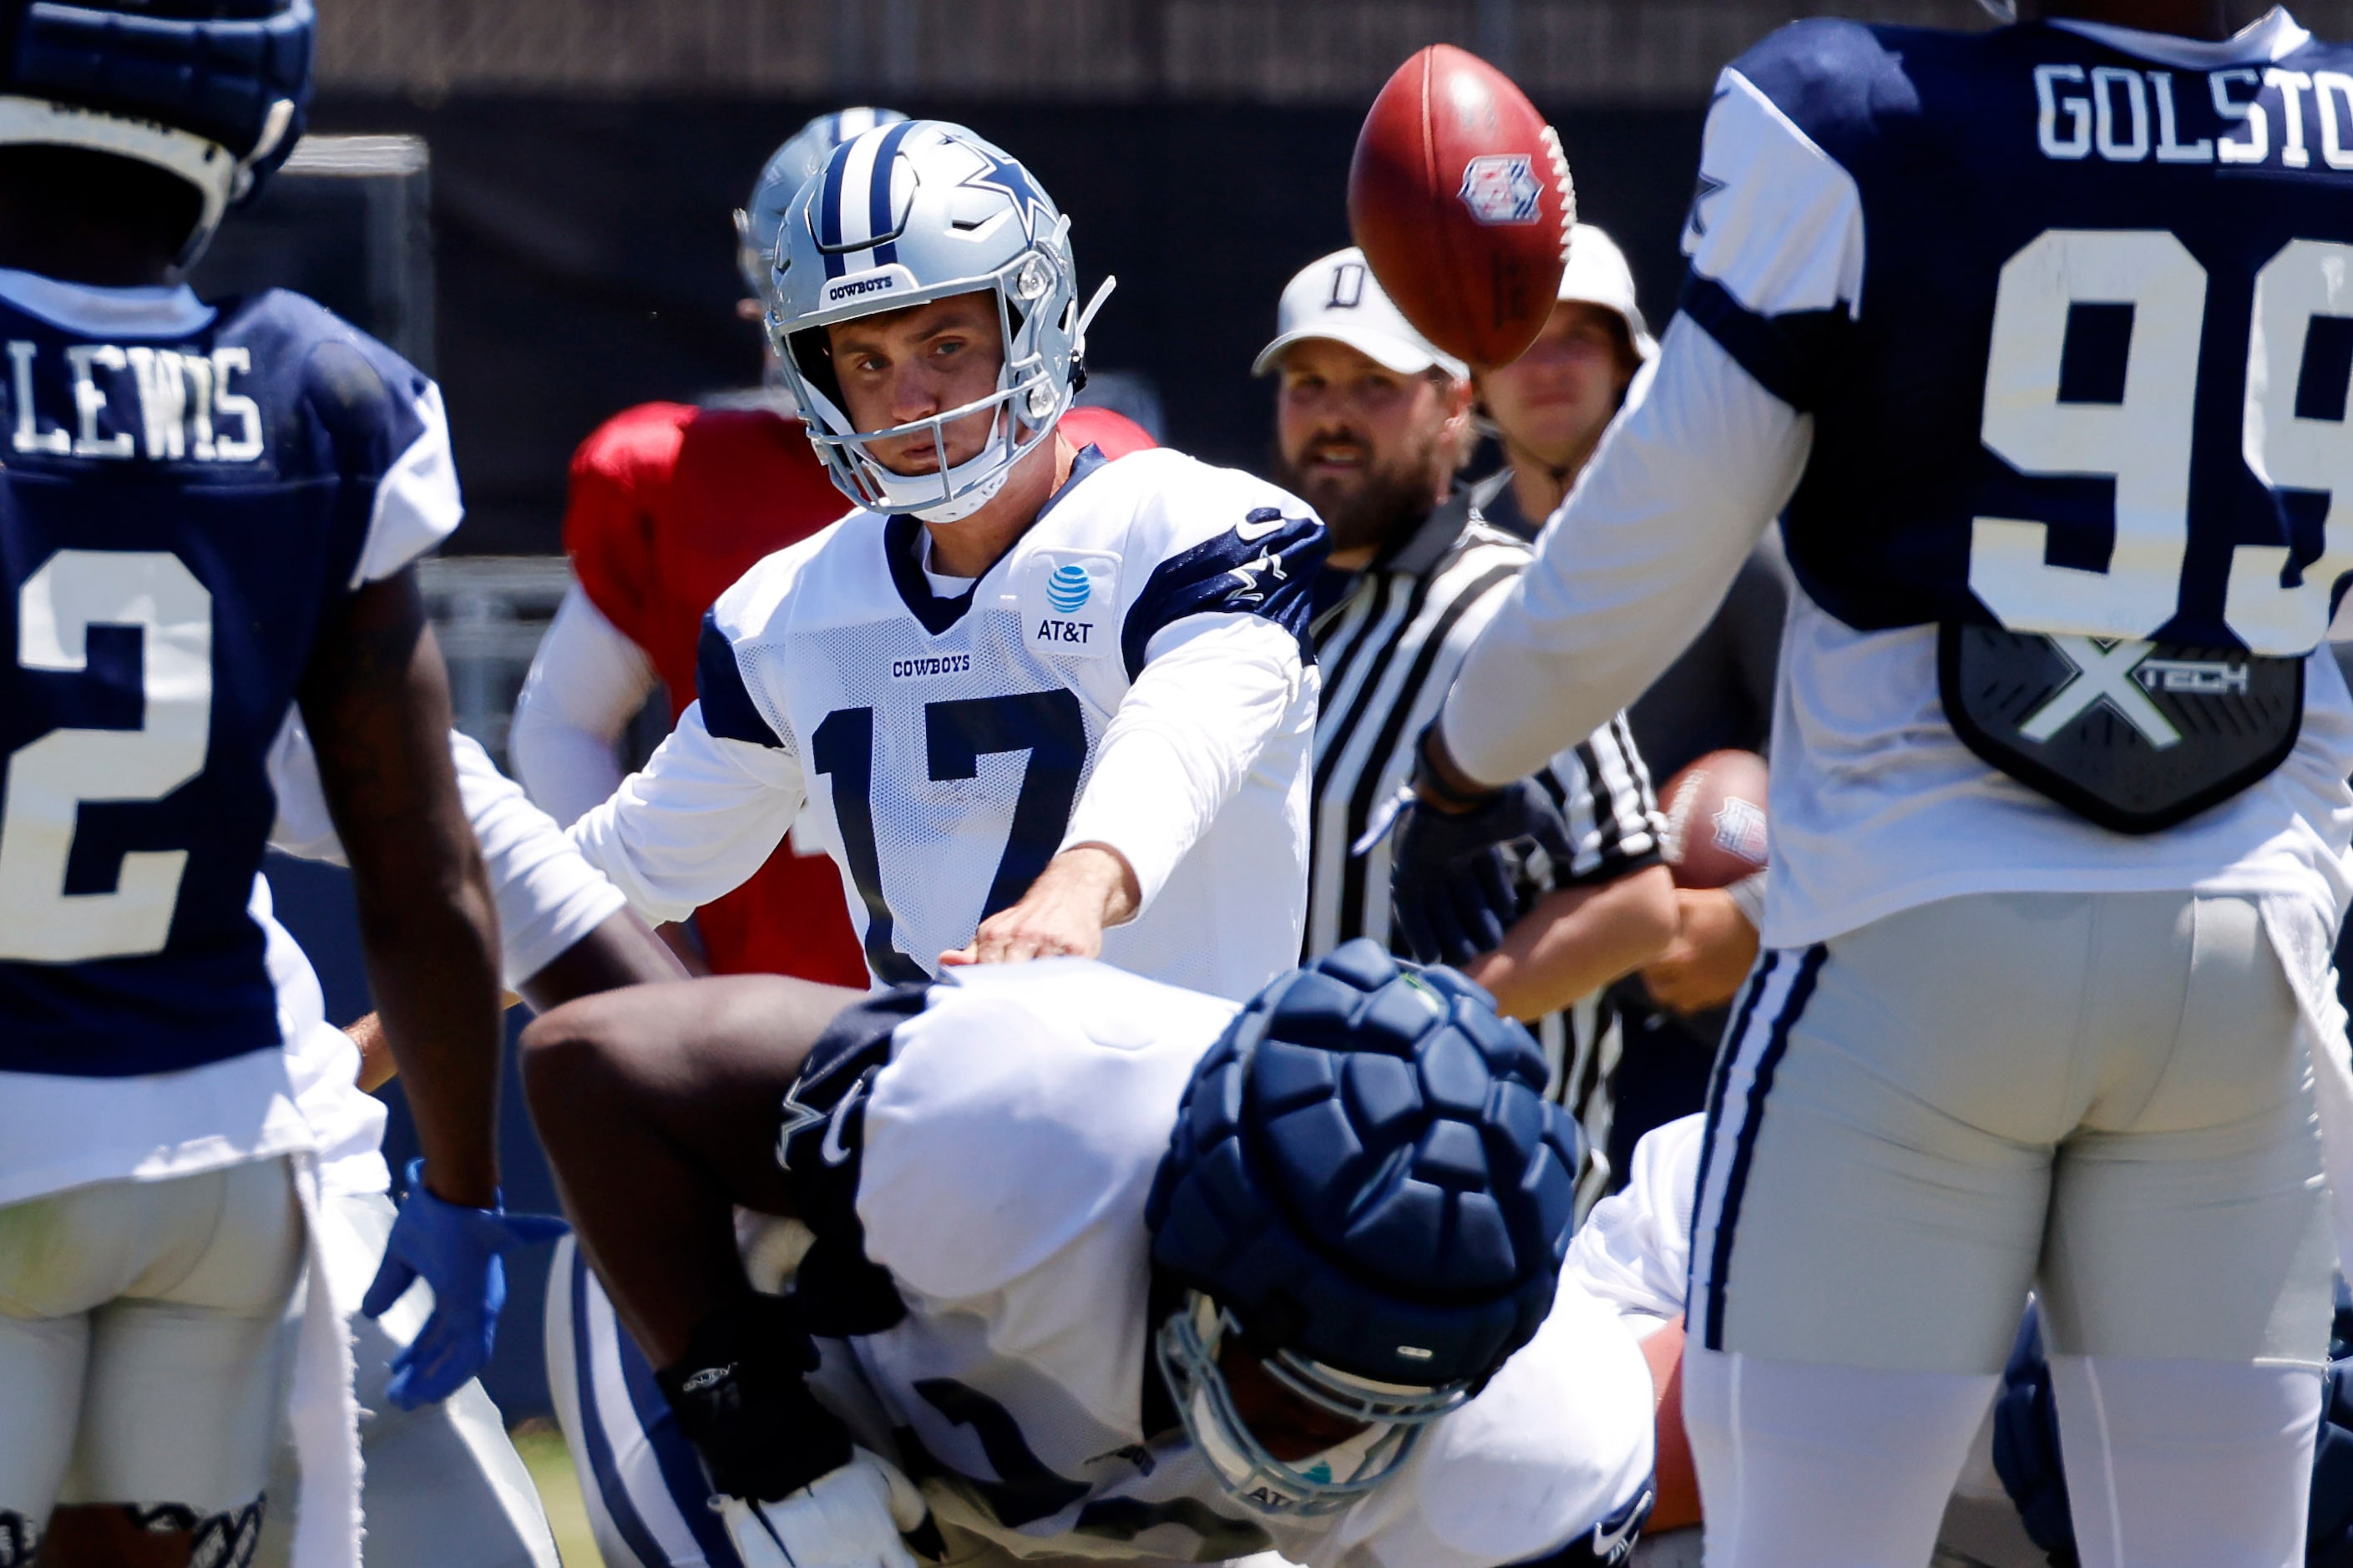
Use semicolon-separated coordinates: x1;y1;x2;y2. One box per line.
783;960;1656;1568
572;448;1323;1002
265;720;625;1191
1438;10;2353;953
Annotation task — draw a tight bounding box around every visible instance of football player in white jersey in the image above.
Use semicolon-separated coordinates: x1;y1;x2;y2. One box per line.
567;119;1323;1006
520;940;1657;1568
1382;3;2353;1562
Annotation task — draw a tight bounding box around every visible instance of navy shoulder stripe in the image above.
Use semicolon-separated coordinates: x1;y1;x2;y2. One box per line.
1677;276;1854;413
695;609;785;748
1120;508;1327;680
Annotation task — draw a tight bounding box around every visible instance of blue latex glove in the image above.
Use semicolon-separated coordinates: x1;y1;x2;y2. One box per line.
362;1157;569;1409
1381;780;1578;966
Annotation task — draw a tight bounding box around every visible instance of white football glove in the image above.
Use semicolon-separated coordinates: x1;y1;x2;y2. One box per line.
720;1446;932;1568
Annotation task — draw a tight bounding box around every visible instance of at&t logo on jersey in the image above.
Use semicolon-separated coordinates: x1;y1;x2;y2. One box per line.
1020;551;1118;657
1047;564;1090;613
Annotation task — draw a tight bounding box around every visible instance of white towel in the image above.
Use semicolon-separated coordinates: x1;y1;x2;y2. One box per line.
285;1151;366;1568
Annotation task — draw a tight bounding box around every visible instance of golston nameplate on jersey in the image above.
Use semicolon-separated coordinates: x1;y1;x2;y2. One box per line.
1939;625;2302;835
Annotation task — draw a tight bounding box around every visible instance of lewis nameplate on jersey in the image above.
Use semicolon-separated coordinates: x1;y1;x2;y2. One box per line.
1940;624;2302;834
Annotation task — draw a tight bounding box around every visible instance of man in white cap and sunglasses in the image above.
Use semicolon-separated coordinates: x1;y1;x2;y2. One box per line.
1265;246;1676;1212
568;119;1324;1005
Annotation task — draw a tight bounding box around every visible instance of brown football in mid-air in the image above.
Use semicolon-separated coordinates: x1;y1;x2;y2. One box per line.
1658;750;1770;890
1348;43;1575;367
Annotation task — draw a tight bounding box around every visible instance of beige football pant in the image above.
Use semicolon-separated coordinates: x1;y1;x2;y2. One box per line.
1684;892;2333;1567
0;1157;304;1551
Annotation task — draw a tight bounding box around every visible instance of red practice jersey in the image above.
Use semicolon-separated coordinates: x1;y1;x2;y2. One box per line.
562;398;1155;981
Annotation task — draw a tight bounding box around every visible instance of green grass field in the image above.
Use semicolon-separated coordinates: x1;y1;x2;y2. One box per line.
513;1420;605;1568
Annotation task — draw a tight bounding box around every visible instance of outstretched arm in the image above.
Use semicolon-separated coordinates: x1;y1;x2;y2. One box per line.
1431;321;1804;793
947;613;1308;965
569;698;809;926
297;568;503;1206
269;712;681;1083
350;906;688;1091
1465;865;1677;1022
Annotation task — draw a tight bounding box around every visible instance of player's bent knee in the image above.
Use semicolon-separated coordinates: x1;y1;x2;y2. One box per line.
519;996;642;1126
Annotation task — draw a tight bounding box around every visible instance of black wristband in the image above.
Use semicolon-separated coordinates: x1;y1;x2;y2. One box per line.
1412;724;1502;812
655;1293;853;1502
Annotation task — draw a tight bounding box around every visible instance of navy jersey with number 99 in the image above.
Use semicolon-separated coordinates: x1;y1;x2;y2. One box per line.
1687;14;2353;656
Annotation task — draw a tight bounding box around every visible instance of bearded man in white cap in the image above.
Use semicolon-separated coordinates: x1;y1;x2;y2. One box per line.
1263;246;1676;1210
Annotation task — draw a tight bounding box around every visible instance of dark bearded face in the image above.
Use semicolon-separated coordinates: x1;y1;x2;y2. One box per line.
1272;420;1452;560
1273;339;1462;559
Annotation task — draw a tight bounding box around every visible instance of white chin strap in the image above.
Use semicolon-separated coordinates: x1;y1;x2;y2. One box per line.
0;94;296;266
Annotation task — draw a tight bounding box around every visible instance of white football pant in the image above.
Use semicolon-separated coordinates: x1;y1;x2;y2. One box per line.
0;1156;304;1553
1684;891;2330;1567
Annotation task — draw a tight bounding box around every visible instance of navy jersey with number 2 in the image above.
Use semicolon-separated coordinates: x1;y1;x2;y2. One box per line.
0;273;459;1078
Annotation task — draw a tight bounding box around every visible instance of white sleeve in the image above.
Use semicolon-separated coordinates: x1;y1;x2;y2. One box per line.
511;584;660;827
1727;867;1769;929
447;731;627;988
1561;1114;1708;1331
1435;65;1866;788
266;719;625;990
1059;614;1307;916
567;701;807;927
1438;321;1809;788
351;381;464;585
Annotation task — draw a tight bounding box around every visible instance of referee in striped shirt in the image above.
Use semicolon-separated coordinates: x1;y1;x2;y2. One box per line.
1259;248;1676;1206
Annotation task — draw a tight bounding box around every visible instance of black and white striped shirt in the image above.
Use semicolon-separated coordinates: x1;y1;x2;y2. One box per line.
1307;491;1662;1204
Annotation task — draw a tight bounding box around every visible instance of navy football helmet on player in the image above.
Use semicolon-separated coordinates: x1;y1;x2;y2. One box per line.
1146;939;1582;1516
0;0;314;266
768;120;1114;522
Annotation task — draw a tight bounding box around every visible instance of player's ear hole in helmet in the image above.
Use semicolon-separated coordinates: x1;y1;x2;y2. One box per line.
1145;938;1583;1516
767;119;1115;524
0;0;314;272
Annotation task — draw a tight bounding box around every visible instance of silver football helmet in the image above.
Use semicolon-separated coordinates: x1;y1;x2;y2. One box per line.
1978;0;2017;18
735;108;908;309
769;120;1114;522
